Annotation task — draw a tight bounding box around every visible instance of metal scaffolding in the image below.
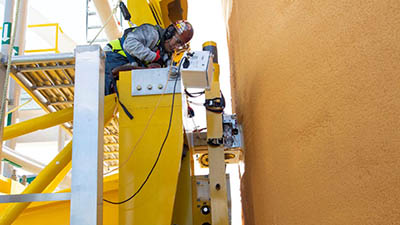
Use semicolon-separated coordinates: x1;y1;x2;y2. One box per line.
2;52;120;169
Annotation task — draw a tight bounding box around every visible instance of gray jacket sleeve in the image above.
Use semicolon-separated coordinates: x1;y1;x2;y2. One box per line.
123;24;160;63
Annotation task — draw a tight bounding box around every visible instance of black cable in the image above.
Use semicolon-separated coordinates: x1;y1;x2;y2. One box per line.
103;77;179;205
184;88;205;98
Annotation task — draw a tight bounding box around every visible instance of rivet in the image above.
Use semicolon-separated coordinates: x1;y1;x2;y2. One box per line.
147;84;153;90
158;84;163;89
136;85;142;91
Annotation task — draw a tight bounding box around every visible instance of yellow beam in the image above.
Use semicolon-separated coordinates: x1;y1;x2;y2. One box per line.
0;141;73;225
43;161;71;193
0;94;117;225
204;42;229;225
2;107;73;141
2;95;116;141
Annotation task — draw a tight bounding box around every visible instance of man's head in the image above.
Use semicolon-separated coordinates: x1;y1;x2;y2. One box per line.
163;20;194;53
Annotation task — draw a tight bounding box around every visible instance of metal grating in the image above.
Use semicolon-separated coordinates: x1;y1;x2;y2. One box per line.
9;53;119;171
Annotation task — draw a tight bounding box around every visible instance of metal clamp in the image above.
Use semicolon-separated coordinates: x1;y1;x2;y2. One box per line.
204;92;225;113
207;138;224;147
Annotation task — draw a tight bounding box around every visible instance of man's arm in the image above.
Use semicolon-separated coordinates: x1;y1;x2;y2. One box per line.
123;24;160;62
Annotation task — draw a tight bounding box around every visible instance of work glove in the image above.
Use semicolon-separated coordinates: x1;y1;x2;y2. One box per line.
153;50;161;62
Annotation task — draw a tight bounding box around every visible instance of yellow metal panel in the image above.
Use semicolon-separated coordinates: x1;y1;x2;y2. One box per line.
0;176;11;193
159;0;188;25
127;0;188;28
117;71;184;224
171;148;193;225
127;0;157;26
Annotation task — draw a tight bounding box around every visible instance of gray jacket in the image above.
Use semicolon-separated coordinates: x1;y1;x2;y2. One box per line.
124;24;161;63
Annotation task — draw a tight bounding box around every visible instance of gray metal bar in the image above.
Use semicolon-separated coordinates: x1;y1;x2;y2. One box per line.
34;84;74;90
70;45;104;225
0;64;7;174
11;52;74;64
88;25;102;29
18;64;75;72
0;192;71;203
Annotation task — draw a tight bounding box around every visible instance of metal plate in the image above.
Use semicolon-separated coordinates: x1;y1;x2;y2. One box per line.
0;193;71;203
131;68;181;96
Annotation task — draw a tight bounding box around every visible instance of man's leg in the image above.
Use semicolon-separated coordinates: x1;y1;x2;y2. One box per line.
104;52;129;95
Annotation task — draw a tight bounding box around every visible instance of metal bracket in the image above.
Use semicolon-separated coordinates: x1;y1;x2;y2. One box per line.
131;68;181;96
207;137;224;147
223;114;243;149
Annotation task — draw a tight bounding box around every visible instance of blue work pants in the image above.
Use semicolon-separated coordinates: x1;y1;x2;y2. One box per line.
104;51;129;95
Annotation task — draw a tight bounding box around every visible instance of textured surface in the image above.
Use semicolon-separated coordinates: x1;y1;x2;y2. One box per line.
224;0;400;224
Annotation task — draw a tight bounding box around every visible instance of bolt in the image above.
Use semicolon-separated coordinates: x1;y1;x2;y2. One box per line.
158;84;163;89
147;84;153;90
136;85;142;91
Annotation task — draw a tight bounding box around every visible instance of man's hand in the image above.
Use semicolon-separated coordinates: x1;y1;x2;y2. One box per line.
153;50;161;62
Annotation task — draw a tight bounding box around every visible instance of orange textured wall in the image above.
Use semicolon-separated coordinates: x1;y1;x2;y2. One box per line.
223;0;400;224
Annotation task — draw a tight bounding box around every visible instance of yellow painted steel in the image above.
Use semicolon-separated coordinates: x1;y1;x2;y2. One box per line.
127;0;158;26
0;176;26;194
7;99;32;114
171;148;193;225
117;71;184;224
2;107;73;141
2;95;116;141
0;141;73;225
8;71;73;136
0;94;117;225
204;42;229;225
43;161;71;193
21;24;62;53
191;176;212;225
0;175;120;225
127;0;188;27
148;0;165;27
159;0;188;25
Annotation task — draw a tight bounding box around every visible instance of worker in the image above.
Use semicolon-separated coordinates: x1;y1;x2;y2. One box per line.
103;20;194;96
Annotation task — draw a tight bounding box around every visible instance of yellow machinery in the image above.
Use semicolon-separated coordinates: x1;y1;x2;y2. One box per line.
0;1;242;224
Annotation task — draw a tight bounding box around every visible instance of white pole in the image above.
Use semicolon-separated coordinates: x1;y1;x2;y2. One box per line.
5;0;28;149
0;0;16;176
